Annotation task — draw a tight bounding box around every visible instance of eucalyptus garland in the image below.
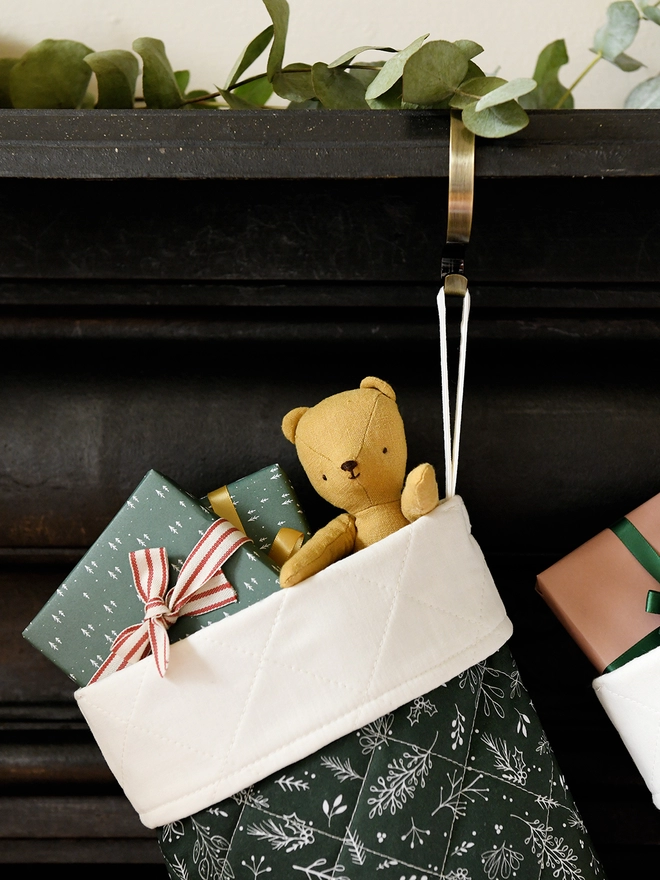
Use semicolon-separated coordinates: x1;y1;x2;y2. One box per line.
0;0;658;138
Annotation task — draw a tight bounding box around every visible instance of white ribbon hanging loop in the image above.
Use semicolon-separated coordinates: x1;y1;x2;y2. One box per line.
437;287;471;499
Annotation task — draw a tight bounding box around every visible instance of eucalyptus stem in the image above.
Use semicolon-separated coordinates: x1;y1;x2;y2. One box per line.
229;71;270;89
183;92;221;105
553;51;603;109
182;63;383;105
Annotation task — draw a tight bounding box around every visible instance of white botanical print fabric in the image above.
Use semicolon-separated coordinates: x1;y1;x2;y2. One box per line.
159;646;605;880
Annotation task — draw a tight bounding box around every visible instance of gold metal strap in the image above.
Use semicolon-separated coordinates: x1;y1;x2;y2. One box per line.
447;110;475;246
443;111;476;297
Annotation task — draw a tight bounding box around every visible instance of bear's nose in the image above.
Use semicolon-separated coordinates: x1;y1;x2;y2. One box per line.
341;460;359;478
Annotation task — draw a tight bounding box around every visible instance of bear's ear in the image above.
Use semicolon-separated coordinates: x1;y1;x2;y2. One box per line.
360;376;396;401
282;407;309;444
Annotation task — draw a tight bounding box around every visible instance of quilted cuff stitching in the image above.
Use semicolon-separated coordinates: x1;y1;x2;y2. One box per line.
595;680;660;790
396;579;493;626
250;655;366;692
119;667;149;786
81;611;510;775
317;565;410;594
469;567;490;629
364;526;414;697
81;608;504;780
140;611;511;817
216;594;287;779
594;682;660;716
80;603;508;767
199;615;379;693
79;563;502;756
172;632;364;693
360;605;510;701
77;697;218;762
652;697;660;792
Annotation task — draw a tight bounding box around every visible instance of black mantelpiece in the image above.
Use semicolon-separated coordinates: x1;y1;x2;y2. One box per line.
1;110;659;878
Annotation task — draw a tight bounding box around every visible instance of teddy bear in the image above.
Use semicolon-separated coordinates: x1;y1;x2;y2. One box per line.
279;376;440;588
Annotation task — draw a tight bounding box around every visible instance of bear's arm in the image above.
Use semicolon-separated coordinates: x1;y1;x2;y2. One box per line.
401;463;440;522
279;513;357;588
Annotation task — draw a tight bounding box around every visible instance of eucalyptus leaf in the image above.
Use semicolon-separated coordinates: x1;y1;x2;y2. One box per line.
592;0;640;62
348;65;380;89
641;5;660;24
218;87;262;109
0;58;18;108
328;45;396;69
402;95;453;110
287;97;321;110
624;72;660;106
84;50;139;109
311;61;369;109
453;39;484;59
174;69;190;93
519;39;573;110
474;77;536;111
262;0;289;81
449;76;506;110
365;34;428;100
225;25;274;89
611;51;644;70
272;63;315;101
462;99;529;138
350;65;378;99
132;37;182;108
464;60;485;80
10;39;93;109
233;74;273;106
366;80;403;109
402;40;469;105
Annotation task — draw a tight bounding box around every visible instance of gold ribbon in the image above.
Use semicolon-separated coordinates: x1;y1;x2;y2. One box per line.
207;486;304;567
268;527;305;567
207;485;244;533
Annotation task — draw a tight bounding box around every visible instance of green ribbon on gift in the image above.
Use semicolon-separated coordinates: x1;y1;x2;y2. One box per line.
605;517;660;672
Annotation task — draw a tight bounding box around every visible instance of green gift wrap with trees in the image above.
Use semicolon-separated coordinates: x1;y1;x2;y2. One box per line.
23;465;309;686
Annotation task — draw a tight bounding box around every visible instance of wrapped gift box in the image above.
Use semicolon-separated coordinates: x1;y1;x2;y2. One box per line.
204;462;311;565
536;491;660;673
537;490;660;809
23;469;281;686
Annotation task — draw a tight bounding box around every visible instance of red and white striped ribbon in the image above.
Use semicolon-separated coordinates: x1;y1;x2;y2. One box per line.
89;518;250;684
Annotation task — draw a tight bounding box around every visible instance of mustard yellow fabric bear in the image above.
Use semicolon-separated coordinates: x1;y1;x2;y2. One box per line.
280;376;440;588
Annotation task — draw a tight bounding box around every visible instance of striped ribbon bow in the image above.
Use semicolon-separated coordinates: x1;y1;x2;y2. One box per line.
89;518;250;684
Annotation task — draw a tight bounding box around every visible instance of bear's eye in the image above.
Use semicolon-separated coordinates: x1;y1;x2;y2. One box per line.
322;474;327;481
382;447;388;454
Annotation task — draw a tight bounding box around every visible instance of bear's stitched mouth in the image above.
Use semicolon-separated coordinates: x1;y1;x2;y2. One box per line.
347;472;360;480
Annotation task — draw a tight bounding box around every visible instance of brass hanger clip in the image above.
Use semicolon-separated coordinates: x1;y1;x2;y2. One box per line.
441;111;475;297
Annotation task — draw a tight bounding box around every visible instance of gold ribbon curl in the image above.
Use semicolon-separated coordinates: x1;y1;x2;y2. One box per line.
207;485;304;568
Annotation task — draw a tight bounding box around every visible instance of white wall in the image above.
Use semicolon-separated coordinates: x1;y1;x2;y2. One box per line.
1;0;658;109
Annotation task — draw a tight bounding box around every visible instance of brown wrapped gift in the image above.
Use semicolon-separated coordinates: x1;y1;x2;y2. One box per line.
536;492;660;673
